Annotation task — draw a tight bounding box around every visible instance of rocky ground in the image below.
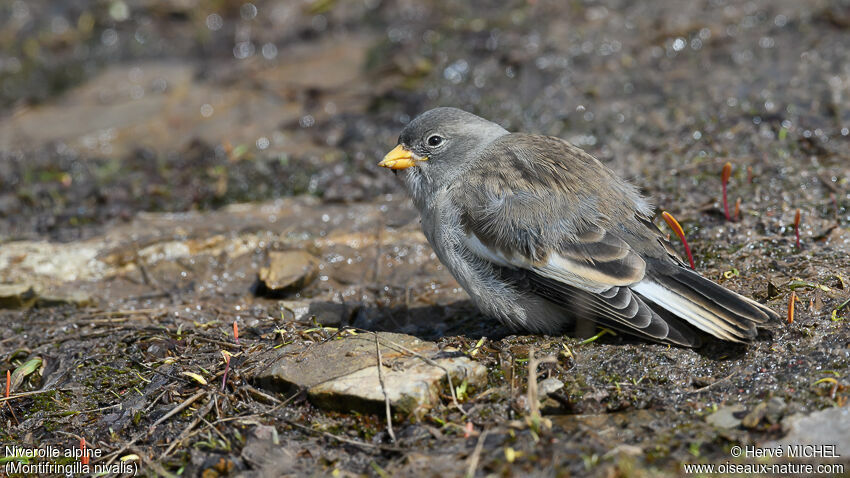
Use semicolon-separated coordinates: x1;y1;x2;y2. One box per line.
1;0;849;476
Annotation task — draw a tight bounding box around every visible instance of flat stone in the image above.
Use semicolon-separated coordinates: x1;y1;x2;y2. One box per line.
36;289;95;308
765;407;850;457
0;284;37;309
254;332;487;414
278;300;347;326
0;241;106;283
257;251;318;293
706;404;746;429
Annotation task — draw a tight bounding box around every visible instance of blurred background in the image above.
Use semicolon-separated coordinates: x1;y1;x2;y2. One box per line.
0;0;848;242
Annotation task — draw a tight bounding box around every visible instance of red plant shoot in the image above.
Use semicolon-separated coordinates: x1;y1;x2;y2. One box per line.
794;209;801;250
80;438;89;465
221;352;232;392
721;162;732;222
4;369;18;425
233;321;239;344
788;291;796;324
661;211;695;270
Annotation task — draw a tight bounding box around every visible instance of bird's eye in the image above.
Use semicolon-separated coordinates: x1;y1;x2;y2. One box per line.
426;135;444;147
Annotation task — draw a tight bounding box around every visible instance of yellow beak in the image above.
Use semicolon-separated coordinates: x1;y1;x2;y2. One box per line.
378;145;426;170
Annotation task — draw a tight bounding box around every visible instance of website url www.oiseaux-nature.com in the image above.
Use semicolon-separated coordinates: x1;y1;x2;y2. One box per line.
683;462;844;475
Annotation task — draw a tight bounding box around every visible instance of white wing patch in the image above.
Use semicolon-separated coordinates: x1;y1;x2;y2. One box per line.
462;232;515;268
540;253;643;291
632;280;741;341
462;232;626;294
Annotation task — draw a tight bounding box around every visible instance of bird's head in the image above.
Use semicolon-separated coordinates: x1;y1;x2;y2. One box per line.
379;107;508;204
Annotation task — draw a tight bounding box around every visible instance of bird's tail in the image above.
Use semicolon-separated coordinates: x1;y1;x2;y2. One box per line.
632;261;779;342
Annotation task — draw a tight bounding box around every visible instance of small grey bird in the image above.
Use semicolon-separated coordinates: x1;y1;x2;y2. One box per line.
378;107;778;346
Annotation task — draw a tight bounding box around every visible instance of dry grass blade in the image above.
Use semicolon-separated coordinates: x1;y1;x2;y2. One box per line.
10;357;43;392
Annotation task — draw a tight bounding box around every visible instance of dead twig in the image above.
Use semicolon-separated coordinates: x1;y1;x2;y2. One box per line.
0;387;83;403
46;403;121;418
142;389;171;415
76;308;161;320
357;328;468;416
101;390;207;466
285;419;402;452
150;390;206;430
687;370;738;394
180;391;301;443
160;397;215;459
527;348;557;423
186;333;241;349
817;172;840;194
242;383;285;405
465;430;489;478
375;333;396;443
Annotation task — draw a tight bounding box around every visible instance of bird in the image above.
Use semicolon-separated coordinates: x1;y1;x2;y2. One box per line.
378;107;779;346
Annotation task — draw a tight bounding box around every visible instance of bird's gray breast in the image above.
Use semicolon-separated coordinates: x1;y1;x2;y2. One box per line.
414;189;463;271
417;189;450;256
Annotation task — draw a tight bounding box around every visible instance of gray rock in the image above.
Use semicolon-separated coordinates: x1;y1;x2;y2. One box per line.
706;404;746;429
240;424;299;477
257;250;318;292
255;332;487;414
765;407;850;457
538;377;565;397
764;397;787;425
0;284;37;309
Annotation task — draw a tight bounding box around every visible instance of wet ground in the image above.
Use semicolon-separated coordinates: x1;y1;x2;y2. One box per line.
1;0;850;476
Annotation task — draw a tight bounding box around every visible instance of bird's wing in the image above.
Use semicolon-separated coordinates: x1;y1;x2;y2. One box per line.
455;133;776;344
454;134;690;342
455;134;655;286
